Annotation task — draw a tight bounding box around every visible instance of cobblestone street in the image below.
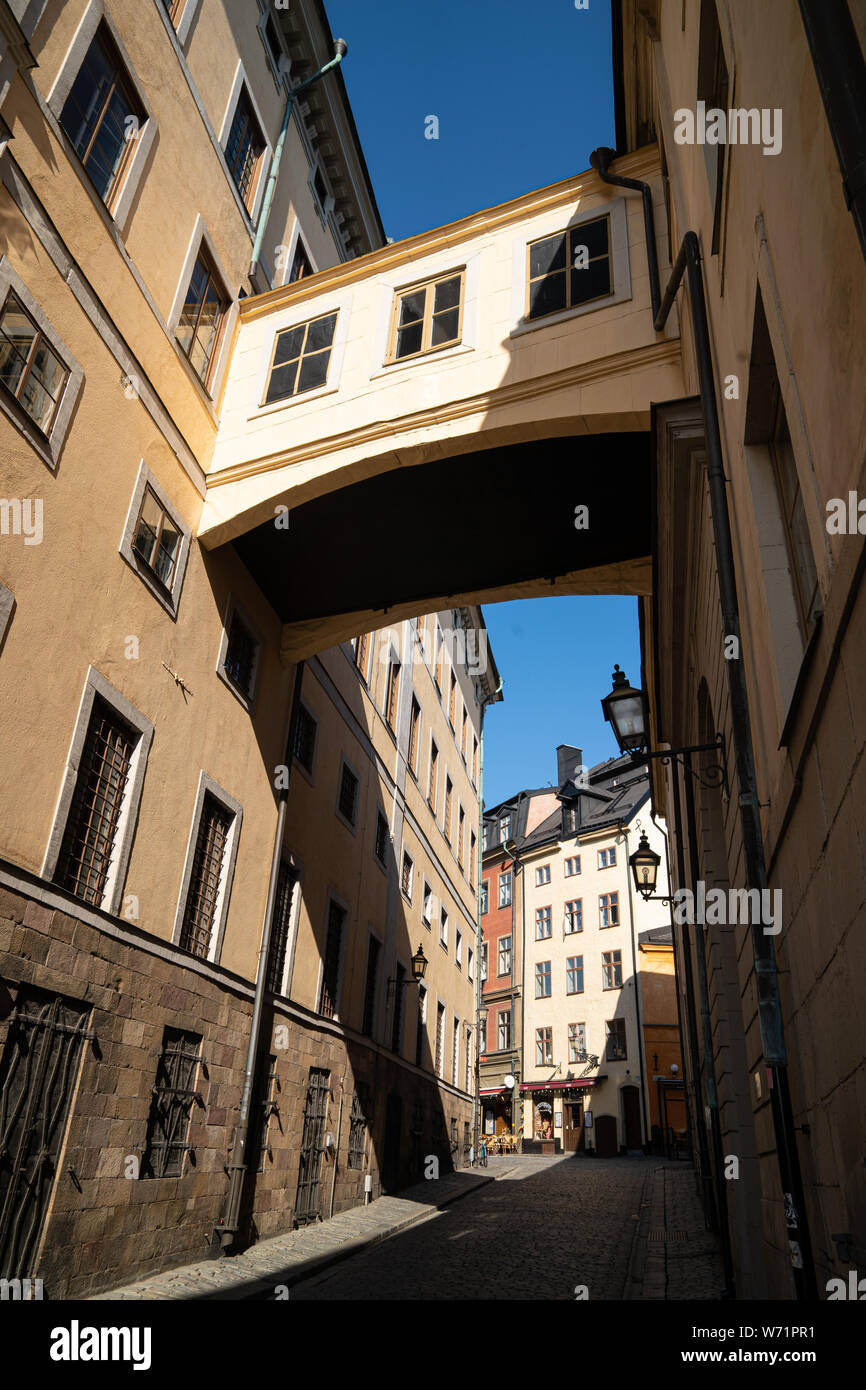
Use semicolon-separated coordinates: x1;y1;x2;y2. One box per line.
287;1156;651;1301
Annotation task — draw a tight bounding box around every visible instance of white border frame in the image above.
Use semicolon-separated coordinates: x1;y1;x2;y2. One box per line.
217;61;274;228
370;250;482;380
168;215;238;403
267;848;303;998
509;196;631;338
42;666;154;915
171;769;243;964
118;458;192;618
249;290;352;418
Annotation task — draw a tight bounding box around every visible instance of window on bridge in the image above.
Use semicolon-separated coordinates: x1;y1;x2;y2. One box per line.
264;311;337;403
388;270;465;363
527;216;611;320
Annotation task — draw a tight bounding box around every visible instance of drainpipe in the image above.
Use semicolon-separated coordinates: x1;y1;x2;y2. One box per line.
473;678;502;1162
798;0;866;265
589;146;817;1298
212;659;306;1254
248;39;348;284
619;821;650;1152
589;147;661;319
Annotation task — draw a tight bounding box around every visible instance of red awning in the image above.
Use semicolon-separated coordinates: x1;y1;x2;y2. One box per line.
480;1087;507;1097
520;1078;598;1093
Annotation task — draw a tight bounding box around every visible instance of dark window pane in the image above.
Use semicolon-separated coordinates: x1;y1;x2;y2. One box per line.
396;320;423;358
297;350;329;393
433;277;461;312
399;290;426;325
529;234;566;280
571;257;611;305
306;313;337;352
528;271;567;319
431;308;459;346
569;217;608;262
265;361;299;403
273;326;305;365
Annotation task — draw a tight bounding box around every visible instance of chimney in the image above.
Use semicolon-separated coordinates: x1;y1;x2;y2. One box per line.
556;744;583;789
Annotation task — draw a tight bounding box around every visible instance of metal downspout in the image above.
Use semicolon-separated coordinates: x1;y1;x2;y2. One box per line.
589;146;817;1297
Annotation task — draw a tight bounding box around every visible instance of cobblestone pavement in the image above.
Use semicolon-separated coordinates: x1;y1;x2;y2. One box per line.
286;1155;651;1301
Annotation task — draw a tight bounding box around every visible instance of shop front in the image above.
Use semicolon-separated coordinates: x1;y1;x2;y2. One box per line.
481;1087;513;1137
520;1079;599;1154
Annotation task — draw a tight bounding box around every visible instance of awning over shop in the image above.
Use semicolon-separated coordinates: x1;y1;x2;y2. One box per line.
480;1087;508;1097
520;1078;601;1093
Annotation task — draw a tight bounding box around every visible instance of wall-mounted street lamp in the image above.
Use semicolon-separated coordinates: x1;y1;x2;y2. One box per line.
601;665;729;796
629;828;663;900
387;943;428;995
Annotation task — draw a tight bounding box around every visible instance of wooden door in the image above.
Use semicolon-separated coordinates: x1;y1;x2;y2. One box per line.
622;1085;642;1149
563;1100;583;1152
594;1113;618;1157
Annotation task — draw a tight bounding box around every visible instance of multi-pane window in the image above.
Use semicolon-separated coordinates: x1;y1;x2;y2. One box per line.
388;270;464;362
444;777;453;843
319;899;345;1017
697;0;730;253
535;906;552;939
480;941;488;982
362;936;380;1036
455;930;463;968
338;762;359;826
422;880;433;926
598;847;617;868
265;858;297;994
460;709;468;758
374;811;389;865
564;898;583;934
179;793;232;958
448;673;457;727
769;390;820;642
498;935;512;977
354;632;371;678
0;291;69;433
347;1084;369;1169
289;237;312;283
142;1029;202;1178
535;960;552;998
527;216;611;321
500;814;511;842
480;880;489;914
457;806;465;868
435;1002;446;1077
600;892;619;928
223;608;259;698
54;696;137;906
59;22;144;209
131;487;181;589
440;907;449;948
497;1010;512;1051
264;312;337;404
568;1022;587;1064
401;850;414;900
225;86;266;210
498;871;512;909
482;823;489;851
176;248;228;390
392;964;405;1053
386;655;401;731
605;1017;627;1061
294;704;317;773
408;697;421;774
602;949;623;990
536;1027;553;1068
535;864;551;886
566;955;584;995
428;740;439;812
469;831;477;884
564;855;581;876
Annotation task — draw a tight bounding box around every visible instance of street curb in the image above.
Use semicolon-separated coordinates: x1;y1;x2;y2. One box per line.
623;1166;653;1300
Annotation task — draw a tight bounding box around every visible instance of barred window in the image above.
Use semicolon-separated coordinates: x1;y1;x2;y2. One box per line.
54;696;136;906
294;704;317;773
179;793;232;959
338;762;359;826
252;1054;278;1173
223;608;259;698
225;86;265;210
142;1028;202;1178
265;858;297;994
374;811;388;865
319;900;345;1018
347;1084;370;1169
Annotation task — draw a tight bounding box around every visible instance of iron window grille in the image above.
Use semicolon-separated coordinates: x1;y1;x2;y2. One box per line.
564;899;583;934
264;312;337;404
265;859;297;994
225;86;266;209
223;609;258;697
0;290;69;434
338;763;359;826
319;901;345;1018
391;964;405;1053
179;793;231;958
602;949;623;990
131;485;181;590
535;961;552;998
142;1029;203;1178
347;1084;370;1170
374;811;389;865
362;936;380;1036
526;216;612;321
176;247;228;390
566;955;584;995
53;695;136;906
59;22;144;210
294;704;317;773
605;1018;627;1062
387;269;465;363
253;1054;279;1172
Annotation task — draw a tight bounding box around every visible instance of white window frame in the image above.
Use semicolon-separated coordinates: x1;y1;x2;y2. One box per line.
256;0;289;88
401;847;414;902
170;771;243;964
217;62;273;227
509;196;631;339
118;459;192;617
455;929;462;969
47;1;159;235
156;0;202;47
266;849;303;997
42;667;154;916
216;592;264;712
422;879;433;926
0;259;85;470
535;864;551;886
167;216;237;404
439;905;449;949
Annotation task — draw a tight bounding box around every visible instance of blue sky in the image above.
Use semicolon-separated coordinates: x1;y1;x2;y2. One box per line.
326;1;636;805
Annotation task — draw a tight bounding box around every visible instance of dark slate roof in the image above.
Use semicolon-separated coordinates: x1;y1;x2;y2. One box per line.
639;925;674;944
483;752;650;856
